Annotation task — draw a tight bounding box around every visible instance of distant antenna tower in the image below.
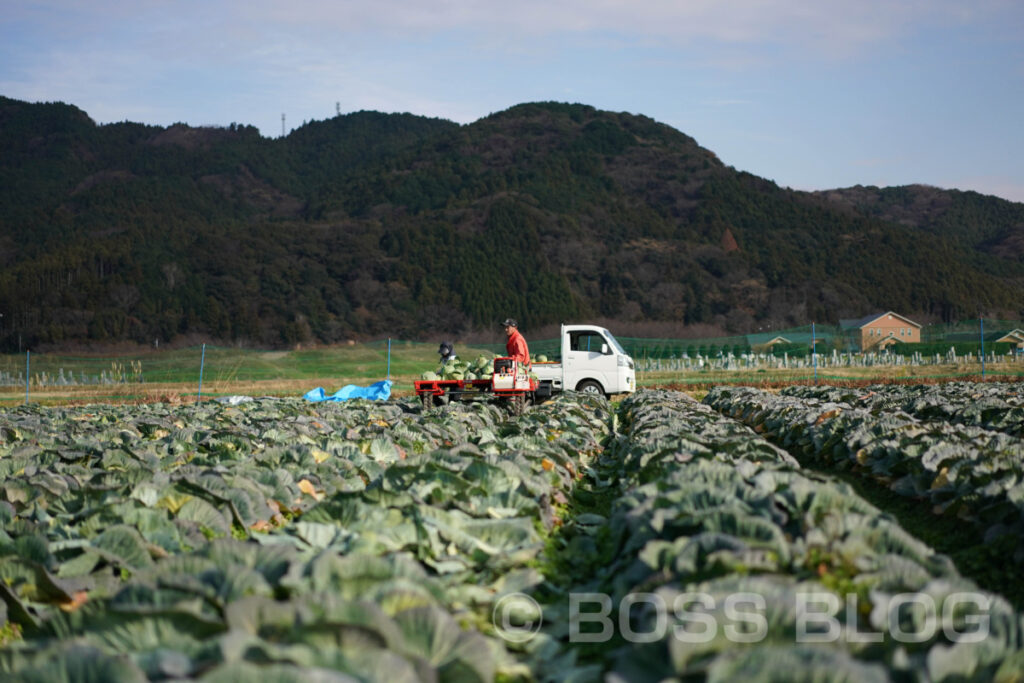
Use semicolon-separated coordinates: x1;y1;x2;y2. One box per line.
281;113;285;137
336;102;340;116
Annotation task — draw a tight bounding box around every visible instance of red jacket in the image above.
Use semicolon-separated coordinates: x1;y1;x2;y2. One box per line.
506;328;530;365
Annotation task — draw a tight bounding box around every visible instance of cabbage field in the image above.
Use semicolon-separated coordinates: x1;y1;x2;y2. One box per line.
0;384;1022;681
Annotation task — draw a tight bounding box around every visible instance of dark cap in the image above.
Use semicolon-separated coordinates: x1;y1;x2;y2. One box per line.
500;318;518;328
438;341;453;354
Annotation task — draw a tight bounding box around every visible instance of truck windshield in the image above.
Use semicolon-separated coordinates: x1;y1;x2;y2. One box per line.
602;329;627;355
569;329;629;355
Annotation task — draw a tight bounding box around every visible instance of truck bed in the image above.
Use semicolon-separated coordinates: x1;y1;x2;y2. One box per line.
532;361;562;384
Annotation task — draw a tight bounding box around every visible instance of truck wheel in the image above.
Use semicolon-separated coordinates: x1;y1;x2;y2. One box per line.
576;380;605;398
433;392;450;407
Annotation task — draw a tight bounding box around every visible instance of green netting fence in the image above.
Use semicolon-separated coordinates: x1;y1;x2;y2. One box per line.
615;320;1024;359
920;319;1024;342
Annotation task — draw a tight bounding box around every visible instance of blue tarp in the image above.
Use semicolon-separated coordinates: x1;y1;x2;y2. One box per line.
303;380;392;402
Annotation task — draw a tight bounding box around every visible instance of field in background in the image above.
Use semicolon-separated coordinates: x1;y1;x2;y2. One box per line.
0;342;495;405
1;340;1022;406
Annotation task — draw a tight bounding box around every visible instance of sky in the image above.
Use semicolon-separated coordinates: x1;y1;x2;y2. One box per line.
3;1;1023;202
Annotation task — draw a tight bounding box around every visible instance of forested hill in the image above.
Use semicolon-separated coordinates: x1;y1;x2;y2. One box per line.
1;96;1022;350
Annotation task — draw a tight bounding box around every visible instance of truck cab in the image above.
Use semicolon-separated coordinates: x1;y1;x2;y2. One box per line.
533;324;636;399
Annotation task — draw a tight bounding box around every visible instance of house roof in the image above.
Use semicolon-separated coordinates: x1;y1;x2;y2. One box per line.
840;313;884;330
839;311;922;330
998;329;1024;343
745;333;792;346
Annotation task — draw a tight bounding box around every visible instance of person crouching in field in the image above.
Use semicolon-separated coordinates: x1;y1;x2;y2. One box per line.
438;340;457;364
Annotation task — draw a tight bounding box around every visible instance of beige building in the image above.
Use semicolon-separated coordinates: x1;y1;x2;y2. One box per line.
840;312;922;351
994;329;1024;350
745;333;792;353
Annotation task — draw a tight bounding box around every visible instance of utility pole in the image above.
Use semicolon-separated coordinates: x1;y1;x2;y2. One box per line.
281;113;286;137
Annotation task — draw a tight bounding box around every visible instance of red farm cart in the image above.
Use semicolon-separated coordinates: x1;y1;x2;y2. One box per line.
414;357;537;415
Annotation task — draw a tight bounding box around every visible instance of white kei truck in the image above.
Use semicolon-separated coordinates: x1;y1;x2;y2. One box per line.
532;324;636;399
414;324;636;413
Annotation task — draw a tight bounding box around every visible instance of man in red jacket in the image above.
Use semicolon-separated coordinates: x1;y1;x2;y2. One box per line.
502;318;531;366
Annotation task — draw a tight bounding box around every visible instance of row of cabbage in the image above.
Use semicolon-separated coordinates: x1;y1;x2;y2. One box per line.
0;394;610;681
780;381;1024;438
541;390;1024;681
703;385;1024;563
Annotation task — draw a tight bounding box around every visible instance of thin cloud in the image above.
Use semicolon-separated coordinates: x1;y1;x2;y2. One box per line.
9;1;1018;61
852;156;908;169
699;99;753;107
238;0;1009;46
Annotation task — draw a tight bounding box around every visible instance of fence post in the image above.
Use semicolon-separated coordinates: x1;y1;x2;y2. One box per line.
812;323;817;384
979;318;985;379
387;338;392;379
197;343;206;405
25;350;29;404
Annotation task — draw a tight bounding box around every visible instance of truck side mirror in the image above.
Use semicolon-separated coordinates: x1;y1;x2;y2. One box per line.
601;343;609;355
